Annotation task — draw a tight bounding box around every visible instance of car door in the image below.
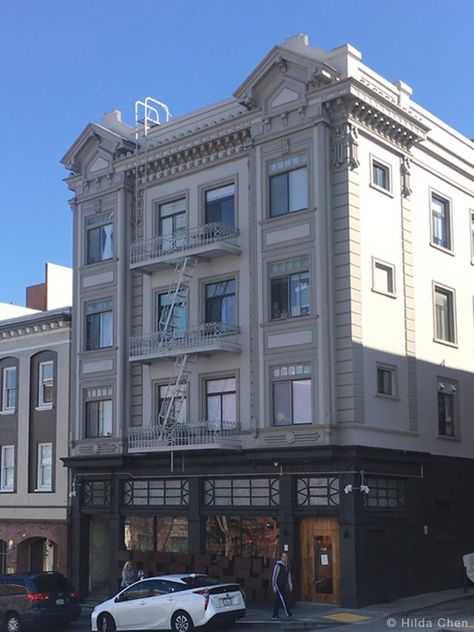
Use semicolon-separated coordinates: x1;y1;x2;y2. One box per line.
144;580;183;629
112;581;158;630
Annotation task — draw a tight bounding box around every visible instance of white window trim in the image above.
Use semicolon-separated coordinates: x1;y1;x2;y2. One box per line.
1;367;16;414
375;363;399;400
37;361;54;410
432;282;458;347
429;189;454;255
0;445;14;492
36;443;53;492
436;378;460;440
369;155;393;196
371;257;396;298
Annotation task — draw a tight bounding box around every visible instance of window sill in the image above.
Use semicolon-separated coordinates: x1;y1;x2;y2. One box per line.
272;422;312;428
35;405;54;412
436;434;460;442
264;314;314;326
259;207;316;226
82;257;116;269
34;488;53;493
0;489;14;493
429;242;455;257
433;338;458;349
0;410;15;416
375;393;399;401
371;288;397;299
369;182;393;198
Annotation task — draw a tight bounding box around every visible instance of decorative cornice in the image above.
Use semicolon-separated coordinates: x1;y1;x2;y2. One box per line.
0;318;71;341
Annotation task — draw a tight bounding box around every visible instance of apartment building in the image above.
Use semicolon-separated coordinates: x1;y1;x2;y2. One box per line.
0;263;72;575
61;35;474;606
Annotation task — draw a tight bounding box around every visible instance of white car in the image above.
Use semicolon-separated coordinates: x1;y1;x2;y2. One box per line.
91;573;246;632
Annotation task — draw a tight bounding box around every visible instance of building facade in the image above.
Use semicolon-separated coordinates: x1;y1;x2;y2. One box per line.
0;265;72;576
62;35;474;606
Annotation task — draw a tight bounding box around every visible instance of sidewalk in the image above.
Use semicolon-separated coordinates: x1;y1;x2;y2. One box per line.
237;588;474;629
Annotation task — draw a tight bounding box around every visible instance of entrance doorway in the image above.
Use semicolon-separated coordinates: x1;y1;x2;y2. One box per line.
89;516;111;592
299;517;340;604
25;538;56;572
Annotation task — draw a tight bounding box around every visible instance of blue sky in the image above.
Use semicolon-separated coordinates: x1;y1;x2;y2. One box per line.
1;0;472;306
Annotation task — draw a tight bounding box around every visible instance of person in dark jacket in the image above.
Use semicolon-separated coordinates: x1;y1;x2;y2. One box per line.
272;551;293;619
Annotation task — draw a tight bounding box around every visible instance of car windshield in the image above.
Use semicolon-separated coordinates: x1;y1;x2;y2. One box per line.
32;574;73;593
179;575;221;588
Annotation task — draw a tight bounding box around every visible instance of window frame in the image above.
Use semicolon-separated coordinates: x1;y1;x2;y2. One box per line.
203;275;237;326
430;191;453;253
370;156;392;195
85;213;114;266
268;153;308;218
154;288;188;334
36;442;53;492
84;387;113;439
154;380;188;427
205;375;237;430
437;379;458;439
371;257;396;298
203;181;236;228
0;445;14;492
375;363;398;399
433;283;457;346
269;256;310;321
1;367;16;414
153;194;188;242
37;360;54;410
85;299;113;351
271;363;312;426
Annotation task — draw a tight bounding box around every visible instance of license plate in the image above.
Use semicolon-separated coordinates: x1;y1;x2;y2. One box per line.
56;599;65;605
223;598;232;606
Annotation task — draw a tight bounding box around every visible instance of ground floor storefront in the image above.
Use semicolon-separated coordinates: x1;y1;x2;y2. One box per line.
0;520;69;576
65;446;474;607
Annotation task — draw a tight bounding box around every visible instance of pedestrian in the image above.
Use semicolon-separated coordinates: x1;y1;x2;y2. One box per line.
272;551;293;619
121;561;135;588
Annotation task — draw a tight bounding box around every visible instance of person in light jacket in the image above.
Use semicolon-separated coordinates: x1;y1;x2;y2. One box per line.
121;561;135;588
272;551;293;619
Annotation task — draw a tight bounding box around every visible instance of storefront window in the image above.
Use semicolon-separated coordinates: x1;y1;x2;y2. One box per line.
124;516;189;553
205;516;278;560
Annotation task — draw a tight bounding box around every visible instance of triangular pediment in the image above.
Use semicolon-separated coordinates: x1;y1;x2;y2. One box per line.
89;155;110;173
271;87;300;108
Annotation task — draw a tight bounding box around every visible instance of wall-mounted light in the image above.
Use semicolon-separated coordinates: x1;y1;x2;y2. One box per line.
7;539;14;552
344;484;353;494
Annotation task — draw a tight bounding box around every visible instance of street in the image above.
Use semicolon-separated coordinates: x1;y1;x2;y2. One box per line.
55;594;474;631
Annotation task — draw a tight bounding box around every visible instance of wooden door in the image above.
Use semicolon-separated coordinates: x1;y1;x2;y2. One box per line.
299;517;340;604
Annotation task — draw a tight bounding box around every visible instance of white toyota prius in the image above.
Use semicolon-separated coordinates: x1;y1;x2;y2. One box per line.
91;573;246;632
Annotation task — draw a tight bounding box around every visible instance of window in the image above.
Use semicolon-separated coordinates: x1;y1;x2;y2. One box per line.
272;363;312;425
85;300;112;350
205;184;235;226
124;516;189;553
434;285;456;343
203;478;279;506
205;516;279;559
296;477;340;506
156;383;186;425
36;443;52;491
38;361;54;408
0;446;14;491
86;214;113;264
83;480;111;506
156;291;187;334
364;478;406;509
269;154;308;217
84;387;112;437
376;364;397;398
205;279;235;325
438;381;456;437
372;259;395;296
206;377;236;429
371;159;391;191
123;479;189;506
157;198;186;250
270;257;310;320
431;194;451;250
1;367;16;412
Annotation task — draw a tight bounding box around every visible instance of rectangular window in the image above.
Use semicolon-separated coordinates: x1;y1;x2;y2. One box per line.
269;154;308;217
372;259;395;296
371;160;390;191
157;198;186;250
272;363;312;425
270;255;310;320
86;217;113;264
205;279;236;325
205;516;279;559
203;478;280;506
364;478;406;509
431;194;451;250
38;361;54;408
434;285;456;343
85;300;113;350
1;367;16;412
123;479;189;506
0;446;14;492
85;400;112;437
206;377;236;429
156;383;187;426
156;291;187;334
205;184;235;226
37;443;52;491
376;364;396;397
296;477;340;506
124;516;189;553
438;381;456;437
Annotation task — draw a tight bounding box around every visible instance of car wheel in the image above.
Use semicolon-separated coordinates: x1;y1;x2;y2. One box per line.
97;613;116;632
6;614;22;632
171;610;194;632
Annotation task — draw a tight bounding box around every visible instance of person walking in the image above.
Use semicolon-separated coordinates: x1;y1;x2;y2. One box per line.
121;561;135;588
272;551;293;619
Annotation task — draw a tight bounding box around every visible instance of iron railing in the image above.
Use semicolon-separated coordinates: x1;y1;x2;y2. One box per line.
130;223;240;266
129;323;240;358
128;421;241;451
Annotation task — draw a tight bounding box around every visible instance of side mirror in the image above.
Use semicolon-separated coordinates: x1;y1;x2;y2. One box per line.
115;594;125;603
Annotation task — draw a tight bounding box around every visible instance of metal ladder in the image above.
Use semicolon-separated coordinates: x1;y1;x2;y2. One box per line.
158;257;197;337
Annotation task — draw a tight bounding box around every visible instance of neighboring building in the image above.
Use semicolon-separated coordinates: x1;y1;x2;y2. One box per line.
61;35;474;606
0;264;72;575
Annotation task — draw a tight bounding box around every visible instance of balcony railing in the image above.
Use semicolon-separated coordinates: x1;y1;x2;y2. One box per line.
129;323;241;361
128;421;241;452
130;223;240;269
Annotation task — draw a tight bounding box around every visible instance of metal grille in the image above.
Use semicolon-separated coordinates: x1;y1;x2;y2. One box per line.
296;477;340;506
123;479;189;506
203;478;280;507
83;480;111;506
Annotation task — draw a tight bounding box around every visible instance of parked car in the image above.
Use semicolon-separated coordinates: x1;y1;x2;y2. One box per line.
0;571;81;631
91;573;246;632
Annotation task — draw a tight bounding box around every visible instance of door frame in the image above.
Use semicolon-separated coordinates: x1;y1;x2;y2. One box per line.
299;517;341;604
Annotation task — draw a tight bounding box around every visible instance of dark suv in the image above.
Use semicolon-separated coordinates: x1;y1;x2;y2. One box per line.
0;571;81;631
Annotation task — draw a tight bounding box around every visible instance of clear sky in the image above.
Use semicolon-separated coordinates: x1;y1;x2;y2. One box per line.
1;0;472;306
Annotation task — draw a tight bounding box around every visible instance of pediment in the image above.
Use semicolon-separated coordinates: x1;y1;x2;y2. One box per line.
61;122;129;176
89;155;110;173
271;87;300;108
